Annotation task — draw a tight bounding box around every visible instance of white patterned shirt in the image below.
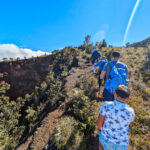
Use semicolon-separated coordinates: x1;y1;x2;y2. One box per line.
99;100;135;146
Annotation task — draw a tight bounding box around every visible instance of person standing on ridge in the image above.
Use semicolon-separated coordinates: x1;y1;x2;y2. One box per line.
100;51;129;101
93;56;108;93
97;85;135;150
91;46;97;54
91;47;101;64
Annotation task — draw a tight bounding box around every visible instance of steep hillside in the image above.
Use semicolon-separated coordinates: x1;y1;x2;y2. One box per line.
0;41;150;150
0;55;53;99
0;46;81;150
129;37;150;48
16;57;93;150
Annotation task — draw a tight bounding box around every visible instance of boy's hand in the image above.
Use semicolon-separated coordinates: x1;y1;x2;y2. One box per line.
94;127;100;135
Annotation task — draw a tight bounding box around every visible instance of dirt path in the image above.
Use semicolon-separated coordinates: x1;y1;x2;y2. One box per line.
17;60;93;150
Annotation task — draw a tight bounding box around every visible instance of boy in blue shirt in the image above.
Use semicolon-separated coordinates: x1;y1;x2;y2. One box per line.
93;57;108;93
100;52;128;101
97;85;135;150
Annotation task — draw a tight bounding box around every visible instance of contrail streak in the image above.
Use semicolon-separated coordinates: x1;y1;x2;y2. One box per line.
123;0;141;45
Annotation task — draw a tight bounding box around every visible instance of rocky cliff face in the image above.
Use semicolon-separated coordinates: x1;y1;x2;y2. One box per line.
0;55;53;100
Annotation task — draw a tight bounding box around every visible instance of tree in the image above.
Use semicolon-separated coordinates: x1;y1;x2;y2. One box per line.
102;39;107;47
9;58;13;61
98;40;107;48
95;42;99;47
3;58;8;62
94;42;100;50
17;57;20;61
84;35;91;46
98;42;103;48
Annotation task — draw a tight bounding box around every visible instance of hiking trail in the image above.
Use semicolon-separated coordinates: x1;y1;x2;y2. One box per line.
17;58;93;150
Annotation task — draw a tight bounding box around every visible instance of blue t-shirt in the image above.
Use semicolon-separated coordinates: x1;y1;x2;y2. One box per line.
94;60;107;72
99;100;135;146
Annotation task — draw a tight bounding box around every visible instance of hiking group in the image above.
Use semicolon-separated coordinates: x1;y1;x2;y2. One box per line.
91;48;135;150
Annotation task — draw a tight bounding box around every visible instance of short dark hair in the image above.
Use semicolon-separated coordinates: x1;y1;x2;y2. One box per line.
112;51;120;58
115;85;130;99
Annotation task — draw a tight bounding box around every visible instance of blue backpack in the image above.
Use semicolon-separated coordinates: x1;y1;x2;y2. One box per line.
105;62;128;94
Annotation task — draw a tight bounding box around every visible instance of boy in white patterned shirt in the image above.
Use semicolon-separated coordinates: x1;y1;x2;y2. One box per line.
97;85;135;150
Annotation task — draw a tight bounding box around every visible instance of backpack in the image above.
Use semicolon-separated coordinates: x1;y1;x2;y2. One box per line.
92;51;101;60
105;61;128;94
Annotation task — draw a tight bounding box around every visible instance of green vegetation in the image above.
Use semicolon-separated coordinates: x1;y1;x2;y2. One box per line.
0;38;150;150
0;82;24;149
0;46;80;149
67;74;99;133
128;96;150;150
52;117;84;150
50;74;99;150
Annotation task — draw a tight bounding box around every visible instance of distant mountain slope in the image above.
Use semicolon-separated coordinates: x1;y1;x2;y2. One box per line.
129;37;150;48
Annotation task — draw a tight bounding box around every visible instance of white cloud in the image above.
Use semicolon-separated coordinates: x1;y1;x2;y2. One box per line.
92;24;109;43
92;30;105;43
0;44;50;61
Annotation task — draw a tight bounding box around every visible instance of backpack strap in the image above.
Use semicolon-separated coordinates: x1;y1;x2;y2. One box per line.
108;61;117;79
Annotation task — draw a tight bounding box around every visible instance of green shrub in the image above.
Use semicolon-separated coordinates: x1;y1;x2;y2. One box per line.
67;88;98;133
0;82;25;149
52;117;84;150
127;96;150;150
76;74;98;99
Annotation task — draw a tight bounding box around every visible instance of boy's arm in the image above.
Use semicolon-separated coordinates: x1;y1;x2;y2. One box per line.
100;71;106;79
96;114;105;131
100;63;108;79
94;62;99;67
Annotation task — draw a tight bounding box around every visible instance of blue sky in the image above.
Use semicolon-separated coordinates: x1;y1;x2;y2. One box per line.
0;0;150;53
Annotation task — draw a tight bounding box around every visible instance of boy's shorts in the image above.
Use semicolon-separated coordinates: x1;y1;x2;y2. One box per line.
99;132;128;150
103;88;114;101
